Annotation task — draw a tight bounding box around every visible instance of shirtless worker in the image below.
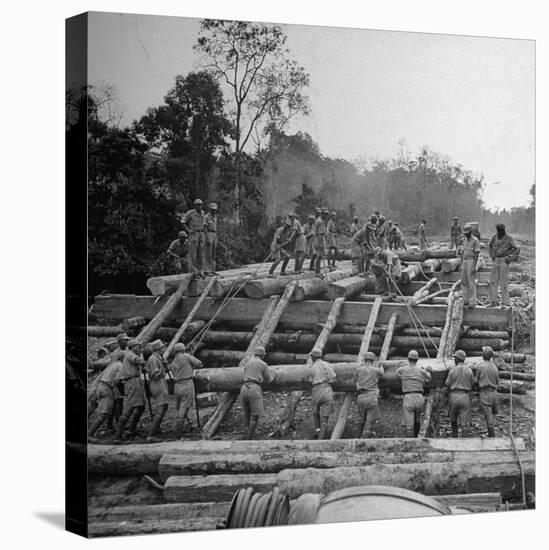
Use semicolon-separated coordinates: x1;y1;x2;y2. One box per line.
396;350;432;437
169;343;203;438
445;350;475;437
113;339;146;442
474;346;500;437
308;348;337;439
239;346;276;440
458;223;480;308
167;231;188;273
145;339;170;442
354;351;384;438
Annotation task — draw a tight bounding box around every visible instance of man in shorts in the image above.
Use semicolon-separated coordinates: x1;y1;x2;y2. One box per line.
308;348;337;439
354;351;384;438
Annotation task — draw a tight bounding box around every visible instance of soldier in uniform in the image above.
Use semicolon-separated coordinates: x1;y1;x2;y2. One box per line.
145;339;170;441
169;343;203;438
376;216;387;249
450;216;462;249
304;215;317;271
371;247;401;295
349;216;360;236
182;198;205;275
488;223;520;307
111;333;130;362
203;203;218;275
239;346;276;440
288;212;307;273
396;350;432;437
167;231;188;273
392;222;406;250
458;223;481;308
354;351;384;438
475;346;500;437
114;339;146;442
326;211;338;268
110;333;130;425
268;219;292;276
312;207;329;275
445;350;475;437
308;348;336;439
352;215;378;273
418;219;428;250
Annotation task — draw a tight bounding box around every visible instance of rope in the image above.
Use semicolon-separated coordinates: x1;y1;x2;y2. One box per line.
508;305;527;507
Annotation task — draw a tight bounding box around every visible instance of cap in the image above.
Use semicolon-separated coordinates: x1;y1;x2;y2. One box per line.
453;216;458;220
254;345;266;356
321;207;329;214
97;347;108;356
311;348;322;359
209;202;218;210
106;339;118;348
374;210;381;215
496;223;505;229
407;350;419;360
482;346;494;359
353;216;359;221
362;351;376;362
331;211;337;216
284;218;292;226
308;215;315;221
388;219;393;224
173;343;186;353
127;339;141;348
370;215;378;223
379;216;386;222
178;230;187;238
315;206;321;213
117;333;130;342
453;349;467;361
463;223;473;231
150;339;163;352
394;222;399;226
193;198;203;205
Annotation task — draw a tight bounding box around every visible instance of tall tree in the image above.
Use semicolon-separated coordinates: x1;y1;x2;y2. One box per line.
134;71;232;203
194;19;310;223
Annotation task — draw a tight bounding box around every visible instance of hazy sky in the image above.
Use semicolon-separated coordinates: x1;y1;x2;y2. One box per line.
88;12;535;210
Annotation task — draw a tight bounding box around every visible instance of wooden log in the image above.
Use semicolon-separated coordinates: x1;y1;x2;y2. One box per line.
436;493;502;512
146;273;194;297
73;325;122;337
88;517;221;536
465;329;510;339
136;279;191;345
498;371;534;382
410;277;439;306
275;298;346;437
421;259;442;273
496;352;526;363
92;295;513;329
497;380;526;394
121;316;146;333
425;248;458;259
85;437;525;476
243;273;316;299
164;454;535;502
400;263;423;284
198;349;310;367
163;277;218;360
291;278;329;301
326;275;376;299
153;322;206;342
187;274;250;298
442;258;462;273
379;313;399;361
395;250;427;262
159;449;531;479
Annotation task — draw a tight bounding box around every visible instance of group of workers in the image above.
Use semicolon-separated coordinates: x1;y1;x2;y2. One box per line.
167;199;218;276
88;333;203;443
243;345;501;440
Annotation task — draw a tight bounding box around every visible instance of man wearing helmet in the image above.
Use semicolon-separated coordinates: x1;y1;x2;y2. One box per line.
354;351;384;438
239;346;276;439
182;198;205;275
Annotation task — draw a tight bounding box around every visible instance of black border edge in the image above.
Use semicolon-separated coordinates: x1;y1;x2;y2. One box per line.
65;11;89;538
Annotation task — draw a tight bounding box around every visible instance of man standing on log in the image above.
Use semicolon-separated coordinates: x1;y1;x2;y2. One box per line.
145;339;170;442
458;223;481;309
304;215;317;271
396;350;432;437
288;212;307;274
268;219;292;276
376;215;387;249
488;223;520;308
170;343;203;438
326;211;338;268
113;339;146;442
308;348;337;439
445;350;475;437
203;203;218;275
450;216;462;249
239;346;276;440
354;351;384;438
313;207;329;275
419;219;428;250
167;231;188;273
182;198;205;276
475;346;500;437
352;215;378;274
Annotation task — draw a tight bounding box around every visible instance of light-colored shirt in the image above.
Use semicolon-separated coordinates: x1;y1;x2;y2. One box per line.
111;348;127;362
309;359;336;386
120;351;144;380
460;235;480;260
488;234;520;261
475;360;500;389
183;209;205;232
167;239;187;258
396;364;431;393
352;222;377;252
313;216;326;236
326;219;336;234
169;352;202;382
355;364;384;392
445;363;475;391
98;360;122;386
146;353;166;381
243;357;275;385
204;212;217;233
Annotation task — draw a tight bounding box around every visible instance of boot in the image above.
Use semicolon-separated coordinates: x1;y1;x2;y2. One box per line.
280;257;290;276
174;418;185;439
487;425;496;438
313;413;321;439
451;421;459;438
315;255;322;275
245;418;258;440
113;414;130;442
320;416;330;439
268;261;279;276
88;414;108;438
127;406;144;437
413;419;421;438
309;255;316;271
147;405;167;440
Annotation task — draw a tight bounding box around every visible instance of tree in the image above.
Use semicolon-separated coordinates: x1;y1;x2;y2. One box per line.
134;71;232;203
194;19;310;223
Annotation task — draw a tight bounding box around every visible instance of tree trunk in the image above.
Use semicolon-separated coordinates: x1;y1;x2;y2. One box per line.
400;263;423;284
327;275;376;299
243;273;316;299
442;258;462;273
410;277;439;305
146;273;195;296
421;259;442;273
